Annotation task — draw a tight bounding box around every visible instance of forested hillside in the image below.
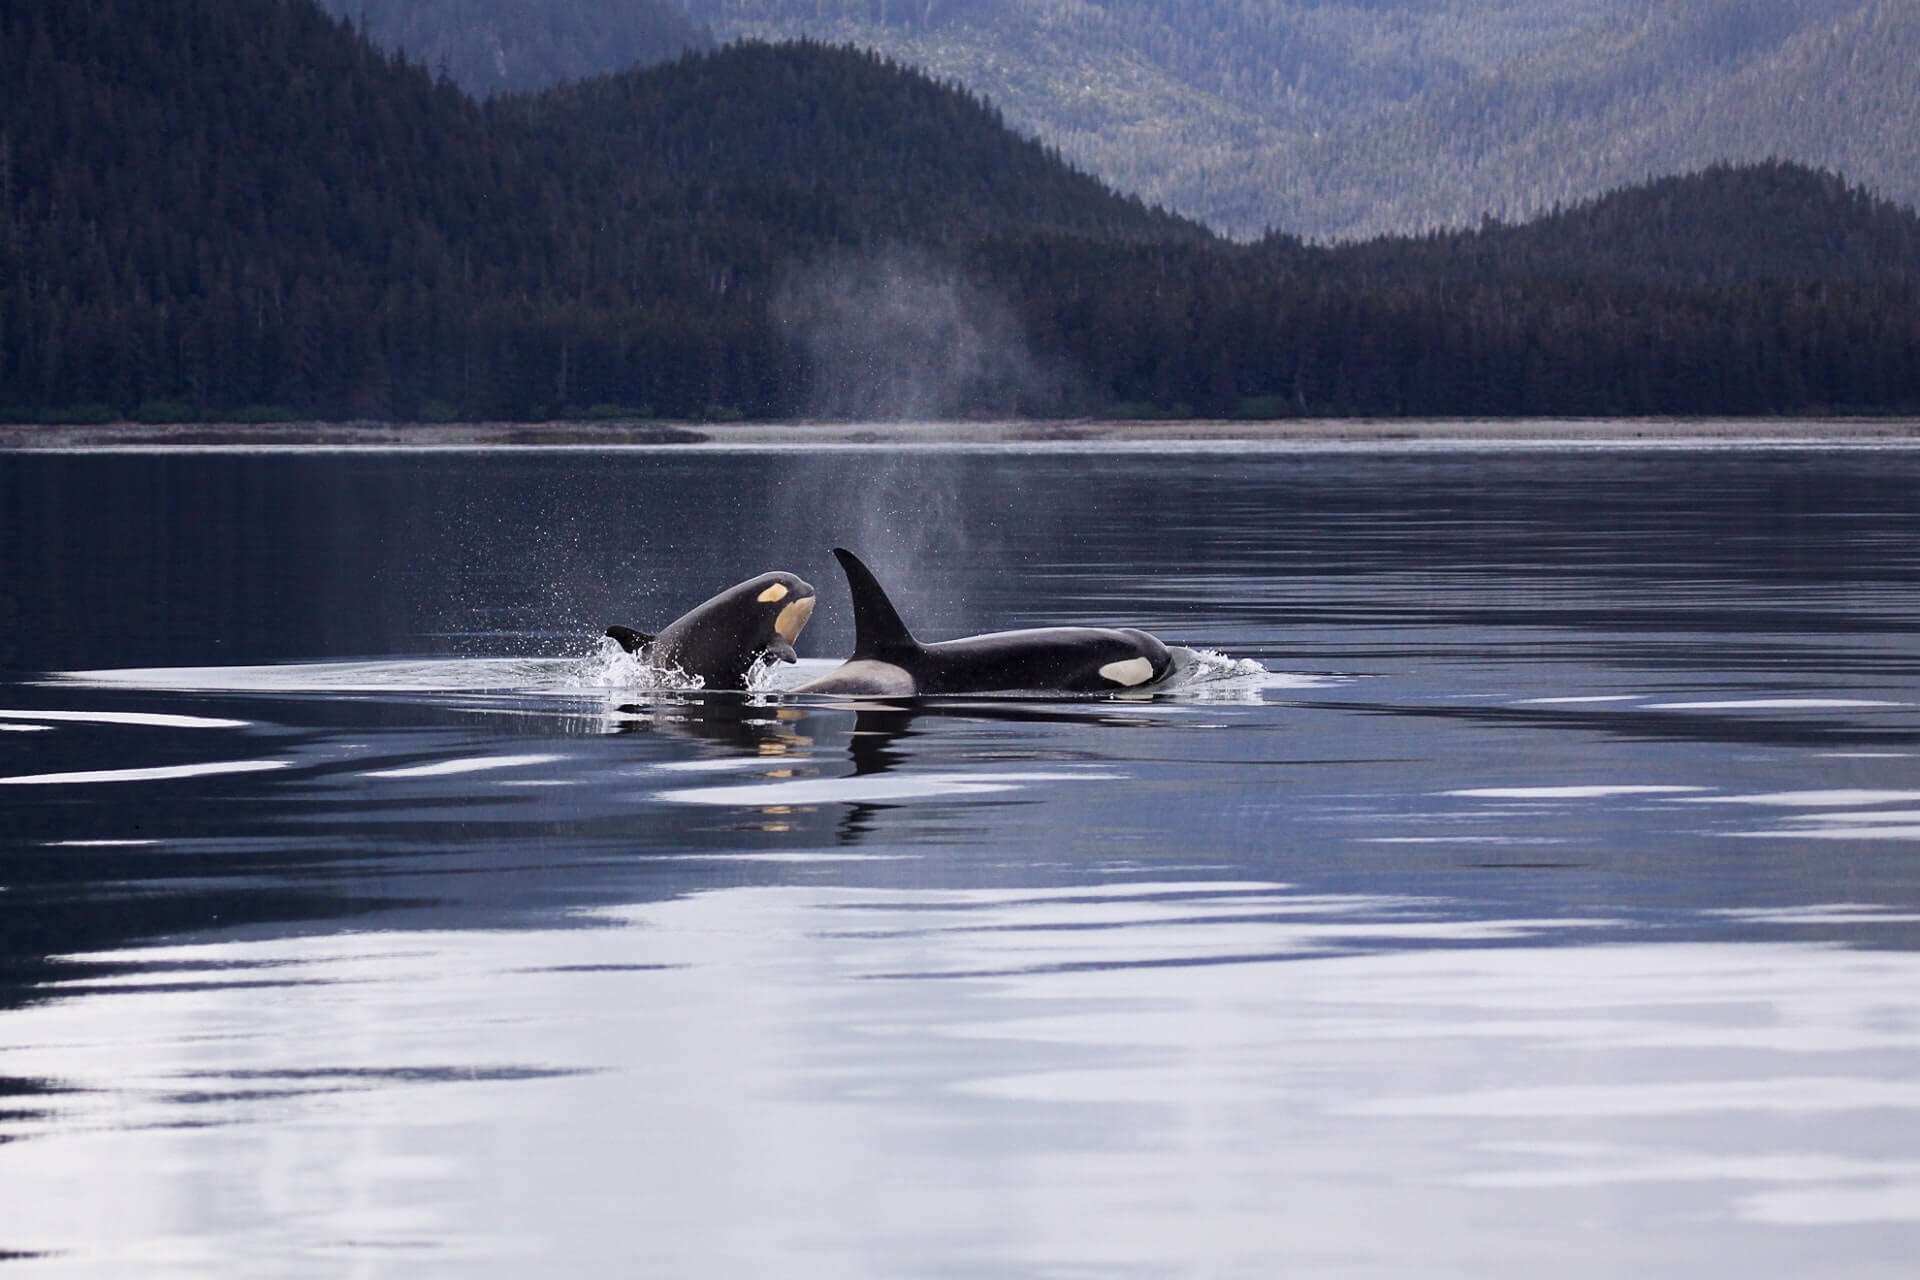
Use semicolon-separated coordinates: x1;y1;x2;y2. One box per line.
0;0;1187;423
1292;165;1920;289
3;0;1916;424
1;0;595;421
679;0;1920;240
317;0;711;96
505;41;1194;244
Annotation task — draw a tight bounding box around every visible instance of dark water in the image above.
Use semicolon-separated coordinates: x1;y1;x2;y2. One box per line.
2;443;1919;1277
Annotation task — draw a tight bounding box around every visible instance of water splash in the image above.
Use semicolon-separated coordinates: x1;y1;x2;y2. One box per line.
1164;646;1281;700
57;640;1304;707
580;635;706;694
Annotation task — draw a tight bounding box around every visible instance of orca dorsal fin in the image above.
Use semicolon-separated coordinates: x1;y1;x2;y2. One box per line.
833;548;918;658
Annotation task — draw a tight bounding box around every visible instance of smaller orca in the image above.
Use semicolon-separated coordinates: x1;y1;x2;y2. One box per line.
795;548;1174;696
607;571;815;690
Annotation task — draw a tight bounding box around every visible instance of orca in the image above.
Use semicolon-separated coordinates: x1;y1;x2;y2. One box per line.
795;548;1174;696
607;571;815;690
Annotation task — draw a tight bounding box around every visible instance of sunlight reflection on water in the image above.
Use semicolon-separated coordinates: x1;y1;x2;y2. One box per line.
4;882;1919;1276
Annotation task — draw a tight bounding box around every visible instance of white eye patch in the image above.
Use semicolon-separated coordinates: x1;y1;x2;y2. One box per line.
774;596;815;645
757;583;790;604
1098;657;1157;687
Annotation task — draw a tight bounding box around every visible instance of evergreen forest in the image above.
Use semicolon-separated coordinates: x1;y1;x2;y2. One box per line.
3;0;1917;425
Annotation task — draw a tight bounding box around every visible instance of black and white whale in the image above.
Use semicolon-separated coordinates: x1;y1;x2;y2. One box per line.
795;548;1174;696
607;571;815;690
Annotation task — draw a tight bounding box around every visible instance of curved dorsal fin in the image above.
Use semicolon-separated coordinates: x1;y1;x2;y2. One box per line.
834;547;918;658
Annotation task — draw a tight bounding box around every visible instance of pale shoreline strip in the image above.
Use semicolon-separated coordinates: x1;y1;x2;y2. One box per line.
3;417;1918;452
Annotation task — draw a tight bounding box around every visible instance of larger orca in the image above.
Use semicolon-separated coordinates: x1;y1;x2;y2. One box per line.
795;548;1174;696
607;571;815;690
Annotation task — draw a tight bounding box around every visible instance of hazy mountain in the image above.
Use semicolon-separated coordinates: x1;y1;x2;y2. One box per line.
677;0;1920;240
1277;0;1920;239
318;0;712;96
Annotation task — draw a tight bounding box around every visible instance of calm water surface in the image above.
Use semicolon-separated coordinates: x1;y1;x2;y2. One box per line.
2;443;1919;1276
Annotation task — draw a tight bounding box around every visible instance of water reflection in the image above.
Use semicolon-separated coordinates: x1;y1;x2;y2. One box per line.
4;445;1920;1274
4;882;1918;1274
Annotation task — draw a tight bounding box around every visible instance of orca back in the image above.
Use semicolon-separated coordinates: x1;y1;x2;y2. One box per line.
804;549;1174;697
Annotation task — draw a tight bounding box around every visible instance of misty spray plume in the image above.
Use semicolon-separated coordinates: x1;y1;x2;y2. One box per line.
774;249;1084;421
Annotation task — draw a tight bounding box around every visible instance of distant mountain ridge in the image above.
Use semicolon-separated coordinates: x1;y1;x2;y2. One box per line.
1280;0;1920;239
318;1;1920;239
675;0;1920;240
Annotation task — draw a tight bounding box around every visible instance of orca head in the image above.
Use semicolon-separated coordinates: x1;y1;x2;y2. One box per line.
700;570;816;665
640;570;817;687
750;571;818;664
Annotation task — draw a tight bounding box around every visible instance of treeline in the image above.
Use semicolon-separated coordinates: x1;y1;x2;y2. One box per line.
975;235;1920;419
2;0;1917;424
